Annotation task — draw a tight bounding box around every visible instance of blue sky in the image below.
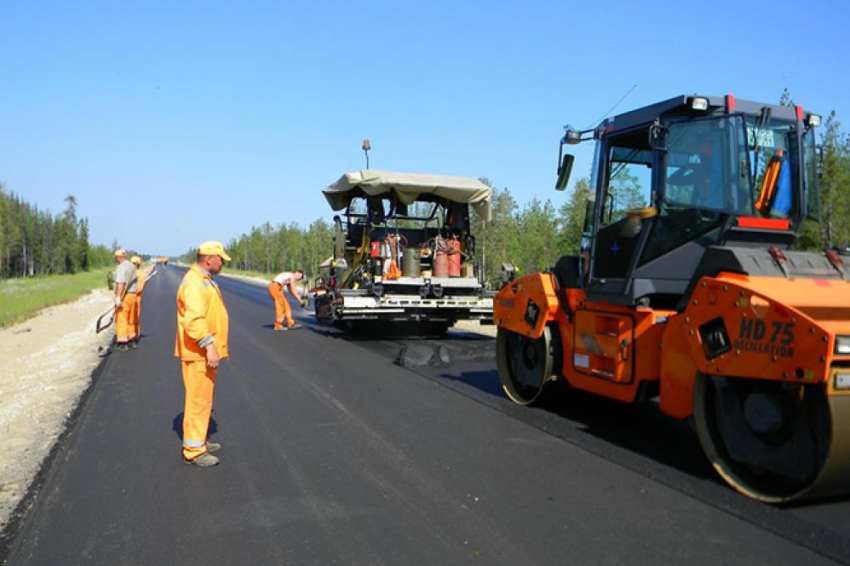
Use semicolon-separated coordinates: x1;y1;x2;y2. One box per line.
2;0;848;255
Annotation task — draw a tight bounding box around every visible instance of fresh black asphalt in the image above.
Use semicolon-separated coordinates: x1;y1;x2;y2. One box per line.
3;265;850;565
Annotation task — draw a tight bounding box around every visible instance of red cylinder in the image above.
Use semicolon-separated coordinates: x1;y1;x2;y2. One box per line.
370;242;379;258
448;237;461;277
434;238;449;278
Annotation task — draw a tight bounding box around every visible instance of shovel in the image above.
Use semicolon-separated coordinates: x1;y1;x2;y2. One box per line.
96;308;115;333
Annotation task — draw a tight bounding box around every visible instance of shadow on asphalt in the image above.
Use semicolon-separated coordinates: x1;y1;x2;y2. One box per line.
438;369;505;398
438;369;717;483
171;412;218;442
543;385;714;479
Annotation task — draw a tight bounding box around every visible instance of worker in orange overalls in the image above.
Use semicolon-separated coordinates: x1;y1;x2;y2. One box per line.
131;256;146;341
175;241;230;467
268;270;307;331
112;249;139;352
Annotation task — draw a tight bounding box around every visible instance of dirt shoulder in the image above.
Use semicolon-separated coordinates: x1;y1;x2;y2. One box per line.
0;288;113;531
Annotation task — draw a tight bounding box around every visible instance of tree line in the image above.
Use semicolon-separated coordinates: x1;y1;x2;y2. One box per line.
0;185;113;279
181;219;335;277
797;110;850;250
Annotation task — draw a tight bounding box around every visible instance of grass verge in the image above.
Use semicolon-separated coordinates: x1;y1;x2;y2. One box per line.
0;268;111;328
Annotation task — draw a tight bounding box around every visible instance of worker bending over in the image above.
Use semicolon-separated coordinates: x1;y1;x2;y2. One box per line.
268;270;307;331
131;255;146;341
175;241;230;467
112;249;139;351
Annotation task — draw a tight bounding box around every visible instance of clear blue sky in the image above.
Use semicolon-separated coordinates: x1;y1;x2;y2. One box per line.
2;0;848;256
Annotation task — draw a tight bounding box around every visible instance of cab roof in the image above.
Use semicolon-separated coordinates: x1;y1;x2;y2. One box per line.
606;95;807;133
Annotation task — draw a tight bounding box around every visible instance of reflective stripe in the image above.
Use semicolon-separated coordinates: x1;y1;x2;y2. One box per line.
183;439;205;448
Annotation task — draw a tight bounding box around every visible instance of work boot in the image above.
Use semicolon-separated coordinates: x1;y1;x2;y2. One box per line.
182;452;219;467
287;323;303;330
274;326;283;332
115;343;130;352
207;441;221;453
128;341;138;349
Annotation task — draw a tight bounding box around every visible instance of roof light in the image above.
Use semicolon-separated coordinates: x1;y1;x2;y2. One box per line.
725;94;736;112
689;97;709;111
808;114;822;128
565;131;582;145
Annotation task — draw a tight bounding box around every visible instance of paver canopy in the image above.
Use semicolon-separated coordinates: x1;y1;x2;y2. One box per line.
323;170;492;221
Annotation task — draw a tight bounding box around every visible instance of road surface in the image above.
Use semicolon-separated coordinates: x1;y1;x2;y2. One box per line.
3;265;850;565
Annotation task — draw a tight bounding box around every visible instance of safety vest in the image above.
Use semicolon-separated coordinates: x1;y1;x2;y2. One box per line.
174;264;229;361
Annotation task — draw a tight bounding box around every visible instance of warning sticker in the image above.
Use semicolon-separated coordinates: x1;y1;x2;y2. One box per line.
574;353;590;368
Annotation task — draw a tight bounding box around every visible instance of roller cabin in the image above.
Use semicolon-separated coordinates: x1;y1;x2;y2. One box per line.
494;94;850;502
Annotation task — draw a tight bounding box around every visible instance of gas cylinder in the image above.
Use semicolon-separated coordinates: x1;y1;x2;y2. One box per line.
402;248;421;277
433;238;449;278
448;237;461;277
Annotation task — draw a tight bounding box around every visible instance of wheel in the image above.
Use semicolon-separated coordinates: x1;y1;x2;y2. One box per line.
496;326;558;406
314;295;333;325
693;374;850;503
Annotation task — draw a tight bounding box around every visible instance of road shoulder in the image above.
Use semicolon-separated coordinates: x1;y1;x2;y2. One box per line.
0;288;113;531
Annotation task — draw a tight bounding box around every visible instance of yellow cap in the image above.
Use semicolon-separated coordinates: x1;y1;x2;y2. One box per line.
131;255;142;265
114;249;127;257
198;241;231;261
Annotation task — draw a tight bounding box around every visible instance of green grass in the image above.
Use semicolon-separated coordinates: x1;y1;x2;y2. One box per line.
0;268;112;328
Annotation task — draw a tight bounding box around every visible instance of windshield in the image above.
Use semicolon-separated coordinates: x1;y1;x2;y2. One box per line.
664;115;751;215
346;197;443;229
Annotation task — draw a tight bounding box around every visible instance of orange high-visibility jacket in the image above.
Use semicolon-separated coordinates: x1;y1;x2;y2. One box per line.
174;264;229;361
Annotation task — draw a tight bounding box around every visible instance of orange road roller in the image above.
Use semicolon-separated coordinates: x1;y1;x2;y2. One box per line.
494;94;850;503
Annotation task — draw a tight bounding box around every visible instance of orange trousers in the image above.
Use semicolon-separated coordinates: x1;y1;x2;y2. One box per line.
114;293;137;343
181;360;217;460
133;294;143;338
268;282;293;328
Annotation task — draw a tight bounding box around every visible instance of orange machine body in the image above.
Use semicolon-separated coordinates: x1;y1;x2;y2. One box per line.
494;270;850;417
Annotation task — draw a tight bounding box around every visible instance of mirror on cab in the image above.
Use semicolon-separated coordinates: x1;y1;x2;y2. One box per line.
556;153;574;191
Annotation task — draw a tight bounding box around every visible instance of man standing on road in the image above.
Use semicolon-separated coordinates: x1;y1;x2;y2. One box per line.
131;255;146;342
268;269;307;331
113;249;139;352
175;241;231;467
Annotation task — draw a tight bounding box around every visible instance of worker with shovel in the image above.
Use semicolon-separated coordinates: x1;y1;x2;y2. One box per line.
175;241;230;467
268;270;307;331
113;249;139;351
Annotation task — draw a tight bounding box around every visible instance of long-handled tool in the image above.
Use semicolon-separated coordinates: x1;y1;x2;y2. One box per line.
95;268;157;334
96;307;115;333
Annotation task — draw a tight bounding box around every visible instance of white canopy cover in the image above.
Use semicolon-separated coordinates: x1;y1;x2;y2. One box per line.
323;170;492;221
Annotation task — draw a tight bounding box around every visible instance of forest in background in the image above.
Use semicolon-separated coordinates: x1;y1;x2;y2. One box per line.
0;187;114;279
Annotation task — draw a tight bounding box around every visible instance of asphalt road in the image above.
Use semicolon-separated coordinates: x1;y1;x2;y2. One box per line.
3;265;850;565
